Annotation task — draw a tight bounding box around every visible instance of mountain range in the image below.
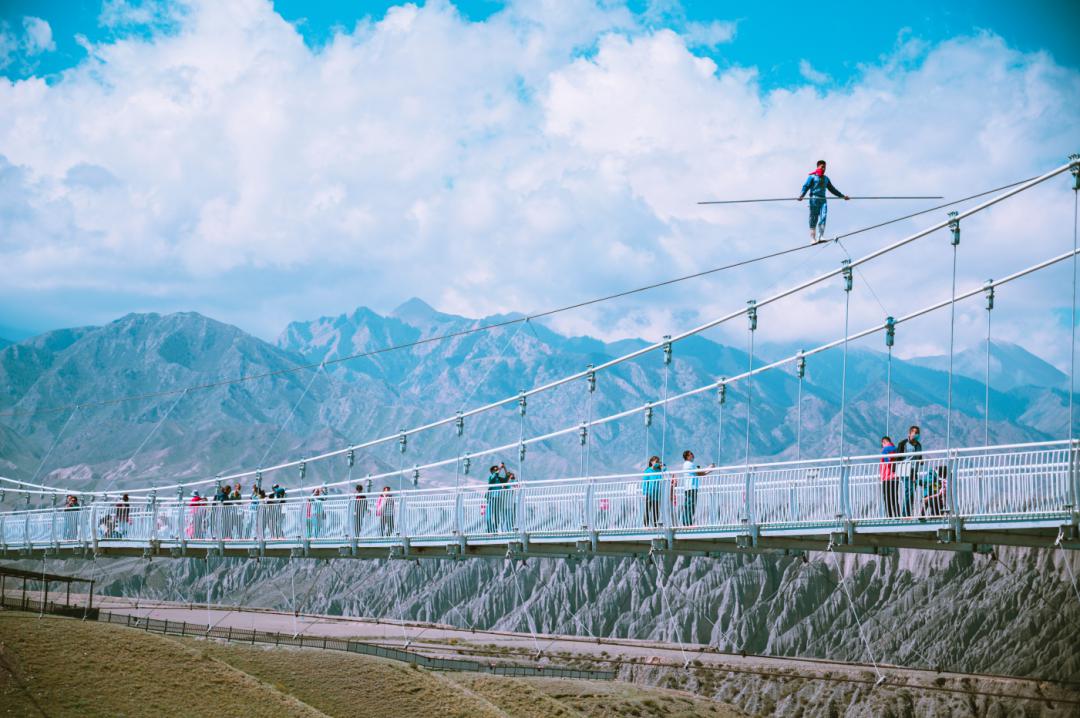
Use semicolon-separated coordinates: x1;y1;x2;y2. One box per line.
0;299;1073;498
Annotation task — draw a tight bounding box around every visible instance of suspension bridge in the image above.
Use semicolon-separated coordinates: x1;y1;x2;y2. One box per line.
2;156;1080;564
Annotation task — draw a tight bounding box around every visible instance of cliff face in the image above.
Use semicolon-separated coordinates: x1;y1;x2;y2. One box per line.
63;541;1079;685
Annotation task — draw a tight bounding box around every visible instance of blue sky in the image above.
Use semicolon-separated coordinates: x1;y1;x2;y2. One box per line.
4;0;1079;86
0;0;1078;367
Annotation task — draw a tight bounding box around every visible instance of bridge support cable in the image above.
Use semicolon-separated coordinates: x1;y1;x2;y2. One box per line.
1056;529;1080;607
826;545;885;685
795;357;805;461
646;553;692;668
1070;155;1080;512
102;389;188;497
884;318;896;439
27;404;80;494
743;301;757;525
504;558;544;658
258;363;325;477
983;281;995;485
944;213;963;526
716;380;726;466
660;336;672;466
839;260;854;519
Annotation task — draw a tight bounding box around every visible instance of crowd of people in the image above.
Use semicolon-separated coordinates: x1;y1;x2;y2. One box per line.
879;425;948;518
58;426;950;543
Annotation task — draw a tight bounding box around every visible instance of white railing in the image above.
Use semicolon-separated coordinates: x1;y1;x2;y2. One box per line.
1;440;1076;551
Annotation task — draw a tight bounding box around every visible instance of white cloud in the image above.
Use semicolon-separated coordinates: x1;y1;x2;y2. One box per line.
0;1;1077;372
0;26;16;70
683;20;736;49
798;59;829;84
21;17;55;55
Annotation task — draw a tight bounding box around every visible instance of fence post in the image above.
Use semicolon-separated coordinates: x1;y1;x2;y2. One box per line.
839;458;851;522
583;481;594;532
453;490;464;537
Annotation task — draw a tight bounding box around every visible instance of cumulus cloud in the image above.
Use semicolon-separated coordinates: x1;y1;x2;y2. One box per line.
20;17;55;55
798;59;829;84
682;20;736;48
0;0;1077;370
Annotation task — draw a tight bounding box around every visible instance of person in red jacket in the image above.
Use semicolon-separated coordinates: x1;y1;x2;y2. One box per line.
880;436;900;518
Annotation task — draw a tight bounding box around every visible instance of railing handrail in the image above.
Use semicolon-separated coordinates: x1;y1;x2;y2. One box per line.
0;438;1075;519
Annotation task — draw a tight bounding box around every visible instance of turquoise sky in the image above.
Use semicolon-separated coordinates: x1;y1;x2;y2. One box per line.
3;0;1078;87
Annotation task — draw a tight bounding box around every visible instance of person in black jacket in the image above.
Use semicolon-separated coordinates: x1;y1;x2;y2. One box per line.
895;425;922;517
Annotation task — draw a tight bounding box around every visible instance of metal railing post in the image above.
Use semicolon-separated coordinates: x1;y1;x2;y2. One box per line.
840;458;851;522
150;490;159;543
583;481;595;532
453;490;464;537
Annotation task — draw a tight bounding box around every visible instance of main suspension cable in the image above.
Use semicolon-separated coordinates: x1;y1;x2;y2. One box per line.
3;172;1055;422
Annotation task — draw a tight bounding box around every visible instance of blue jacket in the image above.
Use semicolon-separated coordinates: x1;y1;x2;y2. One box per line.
642;465;663;498
800;173;844;199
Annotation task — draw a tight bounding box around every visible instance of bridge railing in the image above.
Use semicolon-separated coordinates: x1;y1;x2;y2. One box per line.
1;440;1075;550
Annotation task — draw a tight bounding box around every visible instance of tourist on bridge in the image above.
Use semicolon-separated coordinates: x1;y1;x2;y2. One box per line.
798;160;849;243
880;436;901;518
643;456;664;527
895;425;923;517
306;487;325;539
486;464;507;533
680;450;705;526
113;494;132;538
63;494;80;541
376;486;395;536
353;484;368;537
922;466;948;517
502;470;518;532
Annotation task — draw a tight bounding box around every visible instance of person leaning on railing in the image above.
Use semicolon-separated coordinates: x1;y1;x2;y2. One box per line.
896;425;923;517
880;436;900;518
642;456;663;527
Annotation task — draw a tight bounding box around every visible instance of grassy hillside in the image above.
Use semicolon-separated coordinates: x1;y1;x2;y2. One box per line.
0;612;741;717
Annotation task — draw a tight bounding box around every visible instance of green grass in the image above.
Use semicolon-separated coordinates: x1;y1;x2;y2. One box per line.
0;613;745;717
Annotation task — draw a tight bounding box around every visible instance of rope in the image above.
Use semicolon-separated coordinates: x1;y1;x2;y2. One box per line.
457;321;527;411
37;556;47;618
794;372;803;462
744;326;754;465
1070;188;1078;442
885;346;893;439
1057;532;1080;606
698;195;943;205
506;559;543;657
716;392;724;466
985;300;993;448
826;545;885;684
258;364;324;474
647;553;692;667
28;406;79;486
945;238;960;452
839;267;852;460
102;389;187;495
660;361;670;465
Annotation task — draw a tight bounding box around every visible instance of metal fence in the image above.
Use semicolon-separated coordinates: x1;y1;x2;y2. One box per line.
1;593;613;680
2;440;1076;550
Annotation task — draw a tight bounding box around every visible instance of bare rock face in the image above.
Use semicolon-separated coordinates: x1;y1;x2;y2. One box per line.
64;542;1079;688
